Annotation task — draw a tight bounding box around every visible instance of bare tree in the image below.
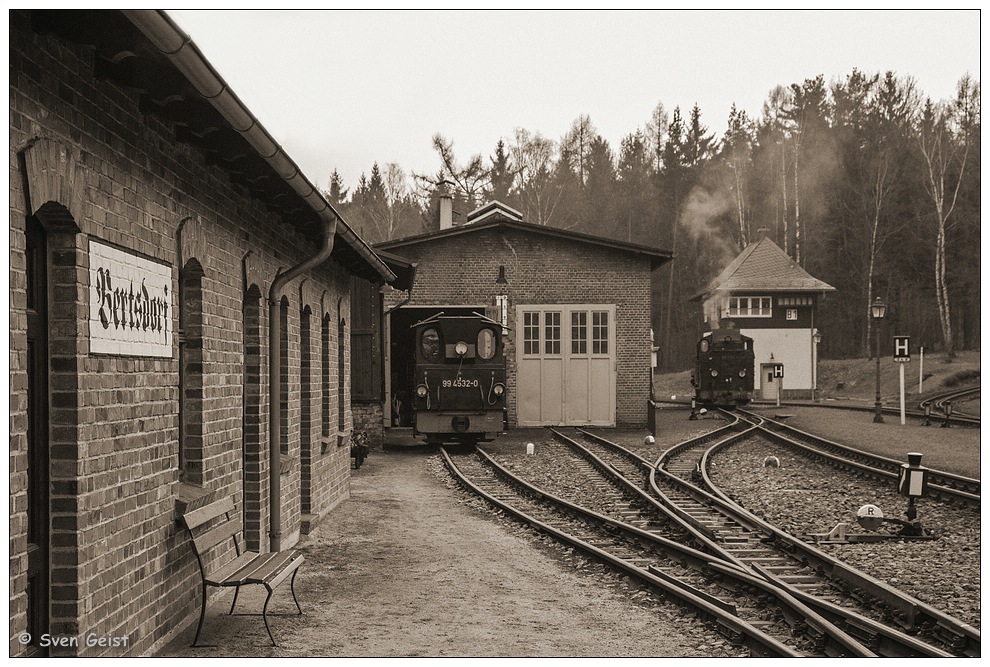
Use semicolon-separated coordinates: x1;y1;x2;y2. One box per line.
762;85;793;253
723;104;754;247
377;162;408;240
510;128;562;226
917;76;978;358
431;133;489;210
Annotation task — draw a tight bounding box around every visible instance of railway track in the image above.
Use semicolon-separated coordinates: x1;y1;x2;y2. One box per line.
649;413;979;656
919;387;981;421
651;387;980;428
740;408;980;505
441;447;861;657
440;422;978;657
557;427;970;657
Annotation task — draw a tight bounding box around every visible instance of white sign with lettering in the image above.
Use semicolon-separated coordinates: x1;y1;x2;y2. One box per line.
893;335;911;362
89;240;173;357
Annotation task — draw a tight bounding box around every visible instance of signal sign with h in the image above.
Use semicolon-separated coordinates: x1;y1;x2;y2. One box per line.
893;336;910;362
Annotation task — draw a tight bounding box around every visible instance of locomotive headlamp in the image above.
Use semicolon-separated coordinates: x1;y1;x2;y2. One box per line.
416;384;428;398
738;369;746;377
455;341;469;356
710;369;718;377
493;383;505;396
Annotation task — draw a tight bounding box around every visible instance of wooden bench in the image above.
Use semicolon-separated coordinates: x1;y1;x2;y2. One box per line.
182;497;305;647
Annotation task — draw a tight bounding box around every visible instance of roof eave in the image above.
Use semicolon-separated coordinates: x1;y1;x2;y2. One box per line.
121;9;396;285
377;219;673;269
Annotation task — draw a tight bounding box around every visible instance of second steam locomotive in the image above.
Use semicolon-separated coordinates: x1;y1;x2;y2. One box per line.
693;328;754;408
412;313;507;445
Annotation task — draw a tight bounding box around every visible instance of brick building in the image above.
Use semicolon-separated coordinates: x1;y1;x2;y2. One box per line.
9;10;395;656
691;233;835;399
375;200;672;429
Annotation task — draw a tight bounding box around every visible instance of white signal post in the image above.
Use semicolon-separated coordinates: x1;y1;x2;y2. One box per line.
919;346;924;394
900;364;905;425
894;336;911;425
774;364;784;407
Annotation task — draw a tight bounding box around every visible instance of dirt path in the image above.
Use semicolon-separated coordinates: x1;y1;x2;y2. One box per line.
156;441;734;657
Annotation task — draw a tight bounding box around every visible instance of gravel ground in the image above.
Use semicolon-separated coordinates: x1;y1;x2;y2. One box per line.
156;432;741;658
708;437;981;629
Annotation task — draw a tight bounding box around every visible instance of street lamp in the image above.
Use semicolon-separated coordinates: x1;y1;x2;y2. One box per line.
871;297;886;423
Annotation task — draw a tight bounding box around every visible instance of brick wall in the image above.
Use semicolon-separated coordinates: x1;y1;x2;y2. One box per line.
9;14;357;656
353;402;385;448
385;226;653;426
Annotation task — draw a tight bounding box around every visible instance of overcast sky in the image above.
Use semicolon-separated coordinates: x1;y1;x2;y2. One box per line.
167;9;981;195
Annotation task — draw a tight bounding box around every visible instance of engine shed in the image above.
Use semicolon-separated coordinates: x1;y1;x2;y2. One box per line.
691;233;835;400
373;201;673;430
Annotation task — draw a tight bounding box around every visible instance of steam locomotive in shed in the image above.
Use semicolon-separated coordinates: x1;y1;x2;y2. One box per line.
411;313;507;445
693;328;754;408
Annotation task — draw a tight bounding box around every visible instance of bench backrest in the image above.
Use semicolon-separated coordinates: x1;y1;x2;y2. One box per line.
182;497;243;565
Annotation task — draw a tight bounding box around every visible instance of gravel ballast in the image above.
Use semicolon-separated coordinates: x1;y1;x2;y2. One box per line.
707;437;981;629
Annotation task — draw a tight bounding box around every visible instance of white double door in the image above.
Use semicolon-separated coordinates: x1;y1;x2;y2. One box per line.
516;304;616;427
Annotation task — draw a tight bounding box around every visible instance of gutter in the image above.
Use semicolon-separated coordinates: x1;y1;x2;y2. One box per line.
121;9;395;286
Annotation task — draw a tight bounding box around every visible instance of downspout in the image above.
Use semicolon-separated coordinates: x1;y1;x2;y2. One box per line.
268;218;336;551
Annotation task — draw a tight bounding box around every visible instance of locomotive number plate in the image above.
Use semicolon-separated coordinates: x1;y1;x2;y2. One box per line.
443;378;479;388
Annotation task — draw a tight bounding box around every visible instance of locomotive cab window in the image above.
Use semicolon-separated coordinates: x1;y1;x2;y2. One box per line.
421;328;442;362
477;328;497;360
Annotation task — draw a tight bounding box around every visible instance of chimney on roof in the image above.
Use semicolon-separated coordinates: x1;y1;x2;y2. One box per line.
438;179;455;230
439;194;453;230
756;227;770;241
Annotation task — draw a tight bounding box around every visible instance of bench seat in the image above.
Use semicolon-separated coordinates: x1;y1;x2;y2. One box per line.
183;497;305;647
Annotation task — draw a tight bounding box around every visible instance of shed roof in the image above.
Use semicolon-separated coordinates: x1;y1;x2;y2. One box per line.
376;217;673;271
691;235;835;301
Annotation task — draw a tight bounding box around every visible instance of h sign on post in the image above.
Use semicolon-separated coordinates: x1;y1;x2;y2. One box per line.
894;336;910;425
893;336;911;362
773;364;784;378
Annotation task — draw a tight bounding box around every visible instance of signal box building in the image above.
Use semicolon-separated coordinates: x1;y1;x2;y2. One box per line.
691;234;835;400
375;200;672;429
10;10;397;656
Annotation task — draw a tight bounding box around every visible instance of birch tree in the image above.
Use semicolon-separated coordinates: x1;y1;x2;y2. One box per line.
917;76;978;358
510;128;562;226
761;86;793;252
722;104;755;247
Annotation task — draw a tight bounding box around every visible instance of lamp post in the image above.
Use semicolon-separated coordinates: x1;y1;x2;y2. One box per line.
871;297;886;423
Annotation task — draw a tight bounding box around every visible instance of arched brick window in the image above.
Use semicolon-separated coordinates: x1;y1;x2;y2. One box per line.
242;284;264;551
179;258;205;485
279;296;290;455
337;315;346;433
300;305;313;515
322;313;332;441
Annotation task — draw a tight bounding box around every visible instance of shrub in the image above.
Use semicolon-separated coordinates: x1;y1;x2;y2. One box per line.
942;369;980;387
